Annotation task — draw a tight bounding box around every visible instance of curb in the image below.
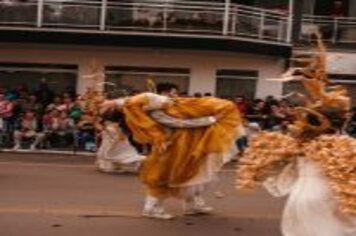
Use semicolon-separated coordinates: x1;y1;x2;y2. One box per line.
0;149;95;156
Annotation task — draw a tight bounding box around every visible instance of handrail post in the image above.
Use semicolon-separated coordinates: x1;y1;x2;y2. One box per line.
36;0;44;27
286;0;294;43
162;2;168;31
332;17;338;44
223;0;231;35
231;5;237;35
258;11;265;39
277;19;283;41
100;0;107;30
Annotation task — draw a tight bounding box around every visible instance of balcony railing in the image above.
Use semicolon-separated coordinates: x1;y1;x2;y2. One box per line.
302;15;356;44
0;0;290;45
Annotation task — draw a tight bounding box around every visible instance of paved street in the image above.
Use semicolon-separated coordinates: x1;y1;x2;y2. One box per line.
0;153;284;236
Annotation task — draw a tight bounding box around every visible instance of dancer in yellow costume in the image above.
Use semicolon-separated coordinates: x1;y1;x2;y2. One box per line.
103;84;241;219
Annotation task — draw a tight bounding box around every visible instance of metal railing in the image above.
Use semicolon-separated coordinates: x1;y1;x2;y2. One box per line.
302;15;356;44
0;0;290;45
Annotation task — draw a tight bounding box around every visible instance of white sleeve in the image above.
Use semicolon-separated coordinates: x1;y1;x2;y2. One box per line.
114;98;127;108
262;162;298;197
150;110;217;128
144;93;171;110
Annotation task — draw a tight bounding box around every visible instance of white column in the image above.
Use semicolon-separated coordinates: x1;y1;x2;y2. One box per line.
76;60;106;95
77;62;90;95
258;11;265;39
189;66;216;95
255;59;285;99
286;0;294;43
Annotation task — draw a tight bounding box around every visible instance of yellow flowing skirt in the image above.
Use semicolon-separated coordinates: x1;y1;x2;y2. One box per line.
124;96;241;197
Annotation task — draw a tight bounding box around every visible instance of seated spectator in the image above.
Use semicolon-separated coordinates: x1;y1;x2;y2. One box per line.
265;95;278;107
6;84;28;102
43;110;75;148
0;92;15;134
13;111;44;150
246;99;268;128
22;94;43;115
235;95;248;117
62;92;72;100
76;112;96;151
278;99;296;132
265;104;288;131
57;96;73;113
68;99;83;123
56;112;74;135
193;92;202;98
5;89;18;101
278;99;293;113
343;107;356;137
46;96;62;111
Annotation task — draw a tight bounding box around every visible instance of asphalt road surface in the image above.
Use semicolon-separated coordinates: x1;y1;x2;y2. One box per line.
0;152;284;236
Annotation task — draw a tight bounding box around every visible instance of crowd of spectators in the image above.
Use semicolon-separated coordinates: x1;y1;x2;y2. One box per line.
1;82;356;154
231;94;356;155
233;94;356;135
234;95;296;132
0;82;96;151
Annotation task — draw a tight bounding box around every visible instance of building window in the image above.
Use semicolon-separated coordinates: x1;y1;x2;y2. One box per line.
0;62;77;95
216;69;258;99
105;66;190;95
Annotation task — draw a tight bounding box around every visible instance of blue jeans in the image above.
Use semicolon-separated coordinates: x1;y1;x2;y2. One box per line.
77;130;96;151
236;136;248;153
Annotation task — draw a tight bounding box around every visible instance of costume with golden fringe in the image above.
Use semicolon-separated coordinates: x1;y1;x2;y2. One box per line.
124;93;241;195
120;92;241;218
236;34;356;236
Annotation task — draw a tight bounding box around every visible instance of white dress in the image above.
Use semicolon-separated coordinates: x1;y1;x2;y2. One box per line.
264;157;356;236
96;121;145;173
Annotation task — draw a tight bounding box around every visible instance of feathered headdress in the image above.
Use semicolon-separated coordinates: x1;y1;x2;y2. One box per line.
278;32;350;138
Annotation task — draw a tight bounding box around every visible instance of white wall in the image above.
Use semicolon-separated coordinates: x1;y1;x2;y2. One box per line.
189;66;216;95
326;51;356;75
293;49;356;75
256;59;285;99
0;43;286;98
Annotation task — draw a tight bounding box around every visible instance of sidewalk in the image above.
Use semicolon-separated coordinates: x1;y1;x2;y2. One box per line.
0;151;95;164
